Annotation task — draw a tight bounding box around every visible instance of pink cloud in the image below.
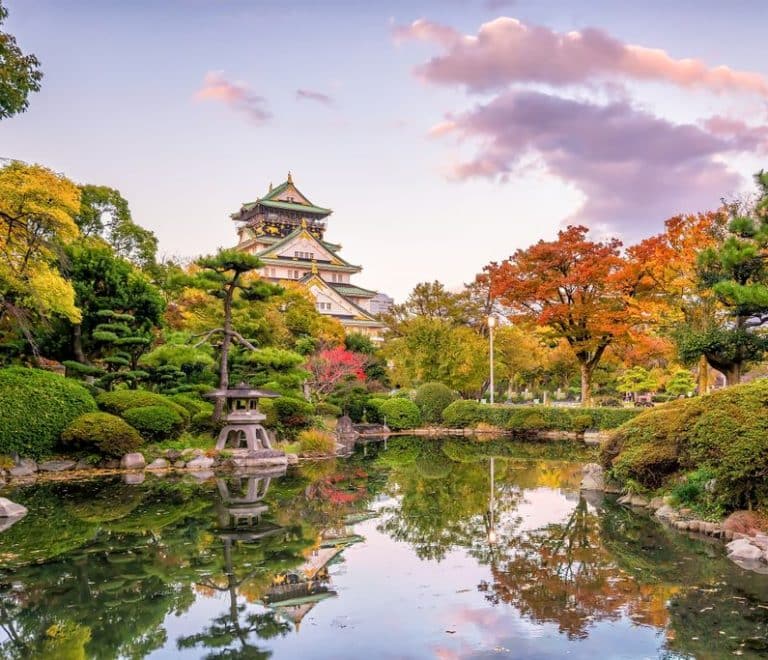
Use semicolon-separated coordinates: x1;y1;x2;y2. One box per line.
295;88;334;106
396;17;768;97
195;71;271;124
434;90;766;238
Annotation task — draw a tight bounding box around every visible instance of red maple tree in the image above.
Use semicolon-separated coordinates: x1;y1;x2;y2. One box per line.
305;346;367;401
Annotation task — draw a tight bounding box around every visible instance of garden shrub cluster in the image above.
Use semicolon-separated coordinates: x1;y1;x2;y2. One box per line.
0;367;97;458
414;382;455;424
122;405;187;441
378;397;421;430
261;396;315;437
61;412;143;457
441;399;639;432
602;379;768;510
96;390;190;422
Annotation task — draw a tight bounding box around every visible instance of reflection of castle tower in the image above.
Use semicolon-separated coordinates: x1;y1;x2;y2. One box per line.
263;527;365;631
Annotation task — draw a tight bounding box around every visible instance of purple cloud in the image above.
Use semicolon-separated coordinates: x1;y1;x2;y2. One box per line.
195;71;271;124
396;17;768;97
433;90;768;238
296;88;334;106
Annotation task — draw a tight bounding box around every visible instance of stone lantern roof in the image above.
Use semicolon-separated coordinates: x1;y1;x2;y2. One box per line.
204;382;281;400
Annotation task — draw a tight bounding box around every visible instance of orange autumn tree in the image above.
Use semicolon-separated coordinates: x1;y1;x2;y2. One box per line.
486;225;642;404
626;211;727;392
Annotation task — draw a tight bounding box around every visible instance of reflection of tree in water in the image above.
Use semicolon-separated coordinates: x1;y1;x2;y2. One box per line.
377;441;524;562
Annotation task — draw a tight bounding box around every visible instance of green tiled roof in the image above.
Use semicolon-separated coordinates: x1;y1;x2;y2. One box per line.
258;199;331;215
330;283;378;298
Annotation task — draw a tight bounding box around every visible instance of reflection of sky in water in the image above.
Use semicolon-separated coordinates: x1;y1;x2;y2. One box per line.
150;482;663;659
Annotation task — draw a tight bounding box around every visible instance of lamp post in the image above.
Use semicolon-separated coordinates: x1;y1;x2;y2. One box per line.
488;315;496;404
487;456;497;545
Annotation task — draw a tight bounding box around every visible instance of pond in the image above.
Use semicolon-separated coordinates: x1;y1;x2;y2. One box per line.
1;437;768;659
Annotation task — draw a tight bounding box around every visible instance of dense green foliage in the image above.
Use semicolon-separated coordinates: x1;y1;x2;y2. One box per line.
96;389;190;422
261;396;315;437
0;1;43;119
122;405;187;441
0;367;96;458
414;382;455;424
60;412;143;456
602;379;768;508
441;400;639;432
378;397;422;430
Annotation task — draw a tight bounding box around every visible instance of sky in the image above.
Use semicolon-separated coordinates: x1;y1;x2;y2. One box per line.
2;0;767;300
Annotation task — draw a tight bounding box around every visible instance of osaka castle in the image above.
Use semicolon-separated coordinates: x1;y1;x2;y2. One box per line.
232;173;390;339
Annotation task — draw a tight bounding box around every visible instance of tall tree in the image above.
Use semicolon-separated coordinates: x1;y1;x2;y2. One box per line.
486;225;639;404
191;250;281;418
681;172;768;385
0;162;80;352
75;185;158;268
0;1;42;119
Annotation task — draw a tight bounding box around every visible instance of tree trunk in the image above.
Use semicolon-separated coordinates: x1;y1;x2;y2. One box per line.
724;363;741;386
580;363;593;406
215;285;235;422
72;323;86;363
697;355;709;395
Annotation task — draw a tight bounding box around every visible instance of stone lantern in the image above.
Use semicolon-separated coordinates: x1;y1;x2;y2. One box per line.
205;382;280;451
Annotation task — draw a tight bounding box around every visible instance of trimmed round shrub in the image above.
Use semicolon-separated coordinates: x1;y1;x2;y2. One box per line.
441;400;483;427
297;429;337;455
191;409;219;434
169;393;210;415
61;412;142;457
0;367;97;459
378;398;421;430
571;413;594;433
414;382;455;424
516;412;551;431
96;389;190;423
122;405;186;441
261;396;315;437
315;402;342;418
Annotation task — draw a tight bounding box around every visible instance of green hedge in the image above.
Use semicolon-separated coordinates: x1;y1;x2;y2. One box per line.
602;380;768;510
96;390;190;423
61;412;143;457
378;398;421;430
0;367;97;458
122;405;187;441
414;382;455;424
261;396;315;437
441;400;639;432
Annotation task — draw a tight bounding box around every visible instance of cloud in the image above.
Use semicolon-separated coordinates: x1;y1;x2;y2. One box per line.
195;71;271;124
395;17;768;97
295;88;334;106
434;90;768;238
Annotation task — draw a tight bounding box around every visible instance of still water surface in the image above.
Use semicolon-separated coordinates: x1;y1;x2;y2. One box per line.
1;437;768;659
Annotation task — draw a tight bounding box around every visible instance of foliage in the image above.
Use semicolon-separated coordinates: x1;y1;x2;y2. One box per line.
603;379;768;509
260;396;315;437
485;225;647;403
122;405;186;441
665;368;696;397
296;429;337;455
441;400;638;432
315;401;342;417
441;399;483;427
616;366;658;396
0;367;96;458
305;346;367;401
75;185;157;267
96;389;190;422
0;1;43;119
60;411;142;457
0;162;81;346
378;397;421;430
414;382;455;423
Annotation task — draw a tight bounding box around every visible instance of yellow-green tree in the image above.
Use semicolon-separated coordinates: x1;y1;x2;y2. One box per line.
0;162;81;351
